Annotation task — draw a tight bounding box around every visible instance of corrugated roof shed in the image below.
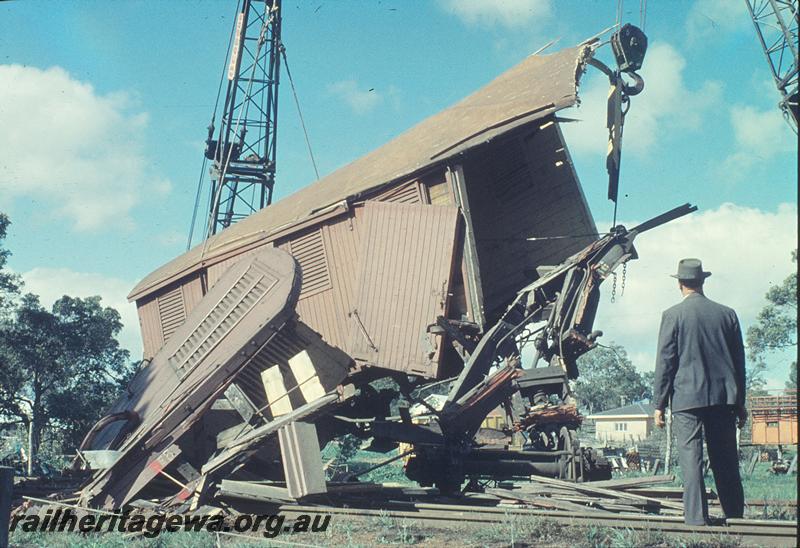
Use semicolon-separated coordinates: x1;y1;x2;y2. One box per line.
130;42;597;301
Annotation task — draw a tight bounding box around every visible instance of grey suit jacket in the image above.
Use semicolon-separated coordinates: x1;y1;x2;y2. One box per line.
653;293;746;412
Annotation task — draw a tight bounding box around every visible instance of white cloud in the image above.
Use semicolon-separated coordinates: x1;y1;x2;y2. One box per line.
439;0;552;29
327;80;383;115
593;202;797;389
720;104;796;177
730;105;792;157
156;229;186;248
564;42;723;156
685;0;750;44
0;65;170;231
20;267;142;358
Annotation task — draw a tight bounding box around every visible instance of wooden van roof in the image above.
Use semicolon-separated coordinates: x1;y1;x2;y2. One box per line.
130;43;597;301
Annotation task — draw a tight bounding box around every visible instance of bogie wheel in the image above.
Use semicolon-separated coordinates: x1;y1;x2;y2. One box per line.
558;427;580;480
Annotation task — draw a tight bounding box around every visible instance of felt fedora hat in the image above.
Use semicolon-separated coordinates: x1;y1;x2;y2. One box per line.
670;258;711;280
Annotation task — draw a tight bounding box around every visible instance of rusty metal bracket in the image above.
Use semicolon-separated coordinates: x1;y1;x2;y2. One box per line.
434;316;476;364
350;309;378;353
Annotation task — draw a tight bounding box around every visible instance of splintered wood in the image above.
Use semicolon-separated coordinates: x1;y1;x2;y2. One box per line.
518;404;583;429
487;474;698;516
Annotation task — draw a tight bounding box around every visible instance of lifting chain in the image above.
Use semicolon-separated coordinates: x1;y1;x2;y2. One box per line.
610;272;618;303
610;260;629;304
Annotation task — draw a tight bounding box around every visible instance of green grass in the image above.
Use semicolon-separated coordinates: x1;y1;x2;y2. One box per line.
10;529;334;547
466;515;566;546
8;514;776;548
580;526;745;548
614;457;797;501
739;460;797;501
582;526;669;548
666;460;797;503
612;458;797;520
339;449;413;485
367;512;427;545
10;531;233;548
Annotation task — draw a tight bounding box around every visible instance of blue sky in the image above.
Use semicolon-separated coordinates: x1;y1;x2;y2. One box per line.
0;1;796;387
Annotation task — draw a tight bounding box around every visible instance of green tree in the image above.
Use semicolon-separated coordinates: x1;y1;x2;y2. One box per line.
0;294;135;460
640;370;655;396
0;213;21;317
573;343;650;414
746;250;797;391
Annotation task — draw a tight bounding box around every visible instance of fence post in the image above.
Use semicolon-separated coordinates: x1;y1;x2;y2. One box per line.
0;466;13;548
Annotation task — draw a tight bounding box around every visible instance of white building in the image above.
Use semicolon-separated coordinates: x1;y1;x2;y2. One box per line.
586;403;655;443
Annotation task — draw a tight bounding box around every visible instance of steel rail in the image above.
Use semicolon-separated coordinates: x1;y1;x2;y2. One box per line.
277;502;798;547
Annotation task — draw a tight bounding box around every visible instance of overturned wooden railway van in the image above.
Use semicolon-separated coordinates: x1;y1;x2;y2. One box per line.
130;43;598;381
79;42;612;509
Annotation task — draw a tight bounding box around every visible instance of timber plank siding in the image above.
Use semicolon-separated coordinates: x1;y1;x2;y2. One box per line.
130;45;598;374
348;201;460;377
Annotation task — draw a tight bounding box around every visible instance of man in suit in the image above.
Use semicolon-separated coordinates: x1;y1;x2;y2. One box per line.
653;258;747;525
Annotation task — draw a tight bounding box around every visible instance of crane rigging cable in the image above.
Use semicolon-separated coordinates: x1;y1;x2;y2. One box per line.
640;0;647;31
282;45;320;181
616;0;649;31
202;6;278;258
187;0;245;251
611;0;623;228
189;0;320;253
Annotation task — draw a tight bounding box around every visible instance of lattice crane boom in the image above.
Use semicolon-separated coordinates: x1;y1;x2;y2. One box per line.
745;0;799;132
204;0;282;238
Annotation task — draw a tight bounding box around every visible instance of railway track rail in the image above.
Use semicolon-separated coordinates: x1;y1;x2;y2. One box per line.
14;489;797;546
278;501;798;547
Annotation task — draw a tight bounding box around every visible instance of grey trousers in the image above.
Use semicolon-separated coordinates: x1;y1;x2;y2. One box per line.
672;405;745;525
